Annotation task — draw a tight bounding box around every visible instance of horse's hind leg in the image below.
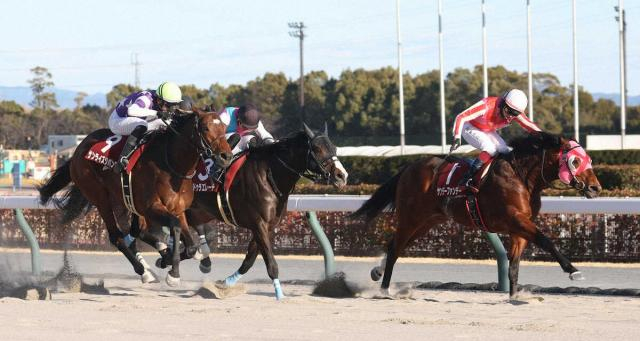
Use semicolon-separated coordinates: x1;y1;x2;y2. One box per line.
379;221;429;295
95;204;146;279
223;236;259;287
508;235;528;298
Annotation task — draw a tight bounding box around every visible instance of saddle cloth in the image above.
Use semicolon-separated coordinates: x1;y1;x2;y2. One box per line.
84;134;146;174
436;158;493;197
192;154;247;192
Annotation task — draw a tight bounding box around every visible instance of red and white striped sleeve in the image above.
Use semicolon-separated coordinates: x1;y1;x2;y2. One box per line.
514;114;542;133
452;100;487;139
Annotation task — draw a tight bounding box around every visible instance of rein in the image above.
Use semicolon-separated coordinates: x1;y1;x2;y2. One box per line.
159;114;212;180
273;135;334;183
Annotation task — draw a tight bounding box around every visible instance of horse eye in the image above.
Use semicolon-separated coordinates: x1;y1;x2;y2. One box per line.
572;157;581;169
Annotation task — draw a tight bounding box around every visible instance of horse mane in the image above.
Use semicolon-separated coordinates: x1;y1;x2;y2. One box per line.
246;131;308;159
507;132;563;158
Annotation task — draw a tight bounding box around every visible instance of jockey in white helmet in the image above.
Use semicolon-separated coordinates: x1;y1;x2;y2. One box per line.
109;81;182;173
450;89;542;190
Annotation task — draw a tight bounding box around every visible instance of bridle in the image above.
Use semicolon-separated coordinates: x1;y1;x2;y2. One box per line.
540;144;587;191
275;134;336;184
160;113;216;179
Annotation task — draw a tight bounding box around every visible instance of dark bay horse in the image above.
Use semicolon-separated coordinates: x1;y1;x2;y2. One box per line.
38;108;232;286
352;132;601;298
185;124;348;299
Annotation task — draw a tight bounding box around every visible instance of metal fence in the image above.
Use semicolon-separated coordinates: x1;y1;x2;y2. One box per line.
1;208;639;262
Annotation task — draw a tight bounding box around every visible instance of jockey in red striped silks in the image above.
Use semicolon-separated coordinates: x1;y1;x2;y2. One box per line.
449;89;542;189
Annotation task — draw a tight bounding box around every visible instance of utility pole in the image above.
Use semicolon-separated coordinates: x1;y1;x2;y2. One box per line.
527;0;534;121
573;0;579;142
482;0;488;98
615;2;627;149
289;22;306;122
439;0;446;154
396;0;406;155
131;53;140;88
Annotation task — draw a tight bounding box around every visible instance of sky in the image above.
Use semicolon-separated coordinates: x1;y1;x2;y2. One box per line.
1;0;639;96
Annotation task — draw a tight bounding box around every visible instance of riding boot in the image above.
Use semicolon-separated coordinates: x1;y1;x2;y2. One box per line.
464;158;484;193
114;125;148;174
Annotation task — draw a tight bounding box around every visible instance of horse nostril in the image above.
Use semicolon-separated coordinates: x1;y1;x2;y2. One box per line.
589;185;601;193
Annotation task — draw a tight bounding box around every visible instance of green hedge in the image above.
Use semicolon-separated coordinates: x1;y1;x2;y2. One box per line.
340;155;640;189
589;150;640;165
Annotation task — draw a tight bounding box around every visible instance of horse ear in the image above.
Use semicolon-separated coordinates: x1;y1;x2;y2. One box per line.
303;123;315;138
323;122;328;136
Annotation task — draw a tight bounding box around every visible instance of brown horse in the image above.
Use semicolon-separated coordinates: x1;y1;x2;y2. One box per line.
38;108;232;286
185;124;348;299
352;132;601;298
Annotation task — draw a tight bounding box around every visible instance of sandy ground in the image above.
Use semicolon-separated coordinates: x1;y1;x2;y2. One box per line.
1;250;639;341
1;278;639;341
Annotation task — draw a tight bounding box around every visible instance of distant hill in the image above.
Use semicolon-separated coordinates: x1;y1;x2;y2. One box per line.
592;92;640;106
0;86;106;109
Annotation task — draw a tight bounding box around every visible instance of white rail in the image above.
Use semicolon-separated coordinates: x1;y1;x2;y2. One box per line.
1;195;639;214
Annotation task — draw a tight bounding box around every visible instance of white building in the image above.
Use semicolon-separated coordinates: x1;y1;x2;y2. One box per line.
47;135;86;157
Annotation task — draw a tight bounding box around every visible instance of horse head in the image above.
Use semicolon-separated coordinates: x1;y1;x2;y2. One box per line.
533;133;601;198
303;123;348;188
190;107;233;169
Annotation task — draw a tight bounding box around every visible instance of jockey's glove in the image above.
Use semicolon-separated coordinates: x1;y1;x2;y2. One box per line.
157;111;171;120
450;138;461;153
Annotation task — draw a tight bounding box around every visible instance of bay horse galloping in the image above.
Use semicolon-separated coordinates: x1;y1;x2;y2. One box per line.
38;108;232;286
352;132;601;298
186;124;348;299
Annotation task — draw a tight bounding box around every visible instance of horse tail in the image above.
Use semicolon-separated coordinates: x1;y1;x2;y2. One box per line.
351;165;407;224
38;160;72;206
56;185;92;224
37;160;92;224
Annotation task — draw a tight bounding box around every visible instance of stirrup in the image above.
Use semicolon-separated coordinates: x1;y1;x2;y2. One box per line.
465;178;479;194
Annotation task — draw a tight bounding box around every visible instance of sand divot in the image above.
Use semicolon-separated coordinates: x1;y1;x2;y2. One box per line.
509;291;545;305
312;272;358;298
196;281;246;299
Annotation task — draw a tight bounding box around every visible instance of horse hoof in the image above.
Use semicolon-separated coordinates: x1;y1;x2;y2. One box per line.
166;273;181;287
570;271;585;281
199;262;212;274
370;267;383;281
155;258;168;269
141;270;157;284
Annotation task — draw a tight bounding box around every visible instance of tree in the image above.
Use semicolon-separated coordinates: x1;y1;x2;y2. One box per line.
28;66;58;111
74;92;88;111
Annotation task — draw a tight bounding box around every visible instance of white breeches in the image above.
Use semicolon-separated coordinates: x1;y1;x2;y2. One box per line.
461;123;511;156
108;111;167;136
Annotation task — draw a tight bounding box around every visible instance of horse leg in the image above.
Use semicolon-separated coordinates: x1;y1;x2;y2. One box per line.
193;224;212;273
144;204;182;287
507;235;528;298
254;224;283;300
126;215;157;283
95;204;146;280
223;236;259;287
532;230;583;280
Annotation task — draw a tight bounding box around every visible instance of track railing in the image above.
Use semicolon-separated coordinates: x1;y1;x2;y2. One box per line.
2;195;639;291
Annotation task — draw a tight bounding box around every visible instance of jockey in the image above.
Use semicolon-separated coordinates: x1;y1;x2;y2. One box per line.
109;82;183;173
449;89;542;190
219;104;275;154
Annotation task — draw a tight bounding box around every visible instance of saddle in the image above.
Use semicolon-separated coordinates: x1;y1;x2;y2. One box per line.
436;157;494;231
84;132;154;173
192;153;248;227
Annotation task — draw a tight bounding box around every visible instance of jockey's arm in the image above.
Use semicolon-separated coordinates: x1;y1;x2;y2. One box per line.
127;98;157;118
452;100;486;139
514;114;542;133
255;121;275;143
